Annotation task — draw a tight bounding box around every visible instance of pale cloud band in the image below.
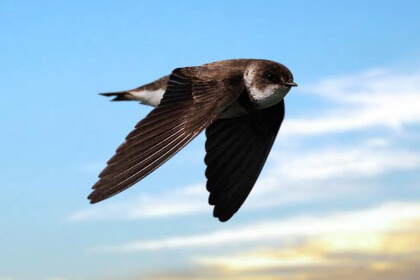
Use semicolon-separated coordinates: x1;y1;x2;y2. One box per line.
70;142;420;222
286;69;420;136
94;201;420;253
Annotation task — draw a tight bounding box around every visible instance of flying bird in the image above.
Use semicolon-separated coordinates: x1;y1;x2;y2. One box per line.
88;59;297;222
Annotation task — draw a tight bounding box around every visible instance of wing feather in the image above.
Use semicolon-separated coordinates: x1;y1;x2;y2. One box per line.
205;101;285;221
89;67;243;203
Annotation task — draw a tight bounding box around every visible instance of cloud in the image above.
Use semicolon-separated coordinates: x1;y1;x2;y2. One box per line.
68;184;208;221
70;140;420;222
191;240;420;280
268;147;419;182
193;210;420;280
285;69;420;136
115;202;420;280
70;138;420;222
198;231;420;271
94;201;420;252
237;142;420;210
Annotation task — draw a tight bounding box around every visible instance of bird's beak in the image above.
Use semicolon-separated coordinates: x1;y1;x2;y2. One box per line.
284;82;298;87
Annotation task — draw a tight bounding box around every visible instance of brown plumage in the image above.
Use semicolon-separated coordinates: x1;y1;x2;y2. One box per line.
89;59;297;222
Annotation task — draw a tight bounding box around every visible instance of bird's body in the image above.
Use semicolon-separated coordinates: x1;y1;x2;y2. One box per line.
89;59;297;221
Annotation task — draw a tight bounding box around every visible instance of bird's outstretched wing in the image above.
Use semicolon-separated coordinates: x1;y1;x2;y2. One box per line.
88;67;243;203
204;101;285;221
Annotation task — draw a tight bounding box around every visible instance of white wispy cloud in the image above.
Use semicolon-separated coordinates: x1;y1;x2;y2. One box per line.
246;145;420;209
197;227;420;278
69;184;208;221
93;201;420;252
270;147;419;182
285;69;420;136
70;141;420;222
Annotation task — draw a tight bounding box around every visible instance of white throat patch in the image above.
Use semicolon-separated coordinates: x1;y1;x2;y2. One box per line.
244;65;289;108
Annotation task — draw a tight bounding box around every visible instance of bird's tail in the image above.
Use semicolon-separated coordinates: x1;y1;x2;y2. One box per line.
100;75;169;107
100;87;165;107
99;91;135;101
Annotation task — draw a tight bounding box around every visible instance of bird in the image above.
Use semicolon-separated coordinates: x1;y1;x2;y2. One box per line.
88;59;297;222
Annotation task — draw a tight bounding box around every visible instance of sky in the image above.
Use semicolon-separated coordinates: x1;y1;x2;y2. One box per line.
1;1;420;279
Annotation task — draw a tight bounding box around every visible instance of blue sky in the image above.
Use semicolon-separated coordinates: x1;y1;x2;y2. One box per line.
1;1;420;280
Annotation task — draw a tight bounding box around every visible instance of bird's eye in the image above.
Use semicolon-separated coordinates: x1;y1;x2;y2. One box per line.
263;72;279;83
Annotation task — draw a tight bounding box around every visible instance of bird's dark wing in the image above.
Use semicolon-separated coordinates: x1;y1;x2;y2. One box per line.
204;101;285;221
88;67;243;203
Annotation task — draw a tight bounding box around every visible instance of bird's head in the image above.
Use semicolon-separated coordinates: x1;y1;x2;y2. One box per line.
244;60;297;108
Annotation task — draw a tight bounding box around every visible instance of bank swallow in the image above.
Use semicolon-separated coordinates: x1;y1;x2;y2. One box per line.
89;59;297;222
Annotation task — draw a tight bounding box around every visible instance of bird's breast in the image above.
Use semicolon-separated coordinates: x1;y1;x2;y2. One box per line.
248;87;289;110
